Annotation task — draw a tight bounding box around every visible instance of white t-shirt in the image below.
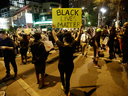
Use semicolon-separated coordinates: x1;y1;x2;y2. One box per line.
81;33;89;42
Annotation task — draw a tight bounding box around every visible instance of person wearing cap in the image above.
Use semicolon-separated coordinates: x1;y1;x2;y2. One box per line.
93;28;101;68
80;29;91;57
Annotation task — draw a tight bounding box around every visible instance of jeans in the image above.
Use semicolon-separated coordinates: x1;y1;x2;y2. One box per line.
4;57;17;75
58;63;74;94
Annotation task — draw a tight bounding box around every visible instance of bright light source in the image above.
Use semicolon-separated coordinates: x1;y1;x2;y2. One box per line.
0;18;8;29
35;21;52;25
100;8;106;14
25;13;33;23
42;17;45;21
88;22;91;25
82;7;84;10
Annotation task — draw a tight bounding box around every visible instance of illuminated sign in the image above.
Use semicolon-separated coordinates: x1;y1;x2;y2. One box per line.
52;8;82;28
25;13;33;23
0;18;8;29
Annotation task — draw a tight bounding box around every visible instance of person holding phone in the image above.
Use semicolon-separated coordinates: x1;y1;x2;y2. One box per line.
0;31;17;79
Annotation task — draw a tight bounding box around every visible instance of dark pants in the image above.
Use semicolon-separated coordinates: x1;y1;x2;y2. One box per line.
58;63;74;94
20;48;28;58
4;57;17;75
93;45;97;58
122;44;128;63
108;39;115;57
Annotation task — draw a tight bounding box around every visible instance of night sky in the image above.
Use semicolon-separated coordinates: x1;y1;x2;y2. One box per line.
0;0;68;9
0;0;9;9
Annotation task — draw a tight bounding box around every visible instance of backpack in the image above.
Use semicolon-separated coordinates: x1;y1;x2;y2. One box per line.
89;37;94;46
30;41;49;64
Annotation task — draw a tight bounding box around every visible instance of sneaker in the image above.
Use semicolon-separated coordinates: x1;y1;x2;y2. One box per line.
61;85;65;91
94;65;101;69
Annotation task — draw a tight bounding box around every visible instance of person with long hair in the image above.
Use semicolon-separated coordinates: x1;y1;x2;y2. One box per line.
20;34;29;64
52;24;82;96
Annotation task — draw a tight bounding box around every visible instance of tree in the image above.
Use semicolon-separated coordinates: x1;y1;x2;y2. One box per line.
82;2;98;27
93;0;128;27
88;2;98;26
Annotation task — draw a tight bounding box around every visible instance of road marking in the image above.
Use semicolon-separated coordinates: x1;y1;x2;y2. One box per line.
17;78;39;96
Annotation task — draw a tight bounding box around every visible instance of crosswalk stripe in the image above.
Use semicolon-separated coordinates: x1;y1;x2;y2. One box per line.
17;78;39;96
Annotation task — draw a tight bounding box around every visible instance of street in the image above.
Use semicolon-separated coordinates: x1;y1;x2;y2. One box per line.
0;46;128;96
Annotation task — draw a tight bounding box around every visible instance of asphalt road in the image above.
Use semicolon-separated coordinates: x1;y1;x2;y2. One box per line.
0;46;128;96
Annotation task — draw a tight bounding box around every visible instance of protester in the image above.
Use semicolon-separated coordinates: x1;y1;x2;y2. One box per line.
93;28;101;68
48;31;55;45
107;25;117;59
120;22;128;65
57;30;64;42
41;31;49;41
52;24;82;96
80;29;91;57
20;34;29;64
0;31;17;79
30;33;49;89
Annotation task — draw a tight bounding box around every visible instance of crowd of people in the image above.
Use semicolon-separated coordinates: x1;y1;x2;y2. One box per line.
0;22;128;96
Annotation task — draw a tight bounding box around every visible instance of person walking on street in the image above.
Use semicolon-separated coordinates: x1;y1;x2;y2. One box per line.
81;30;91;57
0;31;17;79
52;24;82;96
30;33;49;89
93;28;101;68
20;34;29;64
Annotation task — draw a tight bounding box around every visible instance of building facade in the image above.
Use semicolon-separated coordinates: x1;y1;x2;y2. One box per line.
9;0;31;8
12;2;43;28
0;6;20;18
12;2;60;29
0;0;39;18
69;0;93;8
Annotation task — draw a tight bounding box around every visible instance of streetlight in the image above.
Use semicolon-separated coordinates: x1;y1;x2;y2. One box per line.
82;7;85;10
100;8;106;26
100;8;106;14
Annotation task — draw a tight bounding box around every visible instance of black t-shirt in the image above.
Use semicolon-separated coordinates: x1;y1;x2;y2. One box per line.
30;41;48;64
20;39;29;49
94;32;101;47
56;40;77;65
0;37;15;59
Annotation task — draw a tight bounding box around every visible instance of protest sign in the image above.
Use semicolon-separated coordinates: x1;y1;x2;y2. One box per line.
24;28;31;34
52;8;82;28
42;41;54;51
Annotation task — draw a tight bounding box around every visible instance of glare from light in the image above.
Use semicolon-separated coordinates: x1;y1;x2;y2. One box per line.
88;22;91;25
100;8;106;14
35;21;52;24
82;7;84;10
